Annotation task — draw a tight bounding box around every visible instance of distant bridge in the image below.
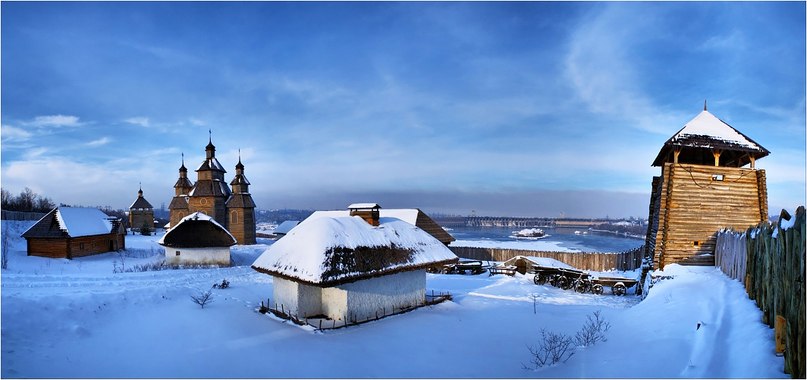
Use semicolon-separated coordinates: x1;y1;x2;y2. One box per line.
433;216;609;228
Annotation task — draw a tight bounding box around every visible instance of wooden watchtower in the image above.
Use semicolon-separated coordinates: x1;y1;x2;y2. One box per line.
644;104;770;269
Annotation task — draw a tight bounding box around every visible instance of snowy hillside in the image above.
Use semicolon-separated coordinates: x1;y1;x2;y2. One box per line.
0;220;785;378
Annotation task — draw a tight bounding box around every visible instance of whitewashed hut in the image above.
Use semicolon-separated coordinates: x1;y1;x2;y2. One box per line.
158;212;235;266
251;205;458;322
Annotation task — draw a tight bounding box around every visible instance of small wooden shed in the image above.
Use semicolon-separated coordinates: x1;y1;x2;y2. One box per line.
645;106;770;269
158;212;235;266
22;207;125;259
251;210;458;322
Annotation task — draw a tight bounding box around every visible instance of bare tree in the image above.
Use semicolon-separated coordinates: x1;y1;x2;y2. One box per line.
190;290;214;309
574;310;611;347
525;329;575;369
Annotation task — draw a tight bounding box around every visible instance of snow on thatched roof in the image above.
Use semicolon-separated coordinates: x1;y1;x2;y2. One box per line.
22;207;117;238
158;212;236;248
652;110;769;166
252;216;458;286
303;209;454;244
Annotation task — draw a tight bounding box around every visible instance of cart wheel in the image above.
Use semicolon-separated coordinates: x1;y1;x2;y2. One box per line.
442;267;452;274
574;280;589;293
612;282;626;296
557;276;571;290
592;284;604;295
534;273;547;285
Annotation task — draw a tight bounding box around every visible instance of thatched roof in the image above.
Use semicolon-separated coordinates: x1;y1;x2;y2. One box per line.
22;207;119;238
652;110;769;167
158;212;236;248
304;208;455;245
252;216;458;287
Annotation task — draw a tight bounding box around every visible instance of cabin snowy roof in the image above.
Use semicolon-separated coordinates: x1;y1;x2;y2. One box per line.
303;208;454;244
348;203;380;209
22;207;119;238
251;215;458;287
158;212;236;248
652;110;769;167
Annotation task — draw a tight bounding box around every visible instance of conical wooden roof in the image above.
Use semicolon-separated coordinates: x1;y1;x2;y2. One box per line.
652;110;769;167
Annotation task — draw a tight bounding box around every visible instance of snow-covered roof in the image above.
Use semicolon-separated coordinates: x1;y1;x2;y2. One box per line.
304;209;453;244
158;212;236;247
252;215;458;286
348;203;380;209
21;207;117;238
273;220;299;235
652;109;769;167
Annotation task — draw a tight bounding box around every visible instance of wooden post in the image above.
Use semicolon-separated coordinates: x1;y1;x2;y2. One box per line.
775;315;787;355
674;149;681;164
750;155;755;169
713;150;721;166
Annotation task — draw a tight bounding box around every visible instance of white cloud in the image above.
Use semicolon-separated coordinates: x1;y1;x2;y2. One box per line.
86;137;111;147
189;118;206;126
563;5;683;135
1;125;32;142
124;117;150;127
29;115;81;127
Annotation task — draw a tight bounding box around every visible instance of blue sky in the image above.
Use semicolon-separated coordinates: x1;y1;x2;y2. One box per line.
2;2;805;218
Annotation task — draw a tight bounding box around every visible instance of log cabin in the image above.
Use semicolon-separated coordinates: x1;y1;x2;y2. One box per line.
645;104;770;269
22;207;125;259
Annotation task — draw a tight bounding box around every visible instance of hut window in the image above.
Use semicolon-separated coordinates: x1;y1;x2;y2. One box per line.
712;174;724;181
176;251;181;256
79;243;85;251
693;241;699;247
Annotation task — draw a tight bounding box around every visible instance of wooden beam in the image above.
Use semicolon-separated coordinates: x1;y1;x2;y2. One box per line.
713;150;721;166
674;149;681;164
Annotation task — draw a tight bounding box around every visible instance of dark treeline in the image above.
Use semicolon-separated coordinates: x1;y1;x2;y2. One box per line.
1;187;55;213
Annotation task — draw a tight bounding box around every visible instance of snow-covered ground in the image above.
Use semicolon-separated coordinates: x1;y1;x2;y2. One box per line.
0;220;786;378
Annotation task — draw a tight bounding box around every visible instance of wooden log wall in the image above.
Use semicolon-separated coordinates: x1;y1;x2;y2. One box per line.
448;246;644;272
714;206;805;378
652;163;767;268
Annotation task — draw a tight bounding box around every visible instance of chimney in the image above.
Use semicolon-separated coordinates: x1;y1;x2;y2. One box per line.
348;203;381;226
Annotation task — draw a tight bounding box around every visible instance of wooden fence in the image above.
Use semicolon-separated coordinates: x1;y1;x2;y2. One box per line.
448;246;644;272
1;210;46;221
714;206;805;378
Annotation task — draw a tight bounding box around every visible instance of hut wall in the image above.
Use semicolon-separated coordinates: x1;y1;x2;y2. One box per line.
164;246;230;266
26;238;70;258
27;233;123;259
340;270;426;322
273;277;323;319
652;163;767;268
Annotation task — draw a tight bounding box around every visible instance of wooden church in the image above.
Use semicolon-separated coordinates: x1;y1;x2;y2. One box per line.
644;104;769;269
168;135;257;244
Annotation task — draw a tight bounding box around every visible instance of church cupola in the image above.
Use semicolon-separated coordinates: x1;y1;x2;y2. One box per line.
205;130;216;160
230;150;251;194
174;153;194;196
